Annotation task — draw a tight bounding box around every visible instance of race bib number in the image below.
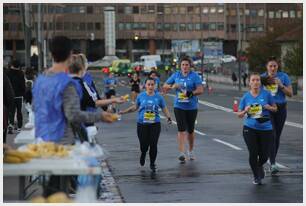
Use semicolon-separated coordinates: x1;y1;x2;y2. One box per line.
178;92;189;103
265;84;278;96
144;111;156;123
248;104;263;119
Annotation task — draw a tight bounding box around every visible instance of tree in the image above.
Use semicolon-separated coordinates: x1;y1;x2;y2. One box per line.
283;41;303;76
246;22;300;73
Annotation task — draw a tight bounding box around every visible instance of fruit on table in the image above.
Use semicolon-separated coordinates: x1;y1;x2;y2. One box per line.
4;150;31;163
26;142;72;158
4;155;29;163
47;192;72;203
31;196;46;203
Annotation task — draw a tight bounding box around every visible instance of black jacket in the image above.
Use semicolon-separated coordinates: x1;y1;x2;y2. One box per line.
7;68;26;97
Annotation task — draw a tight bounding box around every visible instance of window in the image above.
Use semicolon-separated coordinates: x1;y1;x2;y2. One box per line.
202;23;209;30
210;7;216;13
165;6;171;14
72;22;79;30
140;6;147;14
172;23;178;31
148;5;155;13
179;7;186;14
124;6;132;14
282;11;289;18
245;9;250;16
230;24;236;32
64;22;71;30
229;9;236;16
118;6;124;14
49;22;54;30
56;22;63;30
80;23;85;31
218;7;224;13
87;23;94;30
257;25;264;32
248;25;257;32
164;23;171;30
118;23;124;30
133;6;139;14
80;6;86;13
4;23;9;31
43;22;48;30
140;23;147;30
133;23;140;30
275;10;281;18
194;7;200;14
187;6;193;14
239;8;243;16
148;23;154;30
172;7;178;14
217;22;224;30
179;23;186;31
157;5;164;14
126;23;132;30
258;9;264;16
268;11;274;18
202;7;209;14
290;10;296;18
64;7;72;13
297;10;302;18
87;6;93;14
157;23;163;31
209;23;216;30
95;22;101;30
195;23;201;30
250;10;257;17
187;23;193;31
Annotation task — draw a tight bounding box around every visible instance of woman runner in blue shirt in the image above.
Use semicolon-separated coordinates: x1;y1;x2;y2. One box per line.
119;78;172;172
163;56;204;163
237;73;277;185
261;56;293;175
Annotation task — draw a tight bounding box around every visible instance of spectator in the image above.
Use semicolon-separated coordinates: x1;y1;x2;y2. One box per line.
231;71;238;87
3;72;15;142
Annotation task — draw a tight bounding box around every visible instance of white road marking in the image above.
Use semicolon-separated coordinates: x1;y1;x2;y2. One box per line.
213;138;242;150
166;94;303;129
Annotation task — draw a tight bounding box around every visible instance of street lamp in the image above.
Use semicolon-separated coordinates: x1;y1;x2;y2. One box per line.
134;34;139;41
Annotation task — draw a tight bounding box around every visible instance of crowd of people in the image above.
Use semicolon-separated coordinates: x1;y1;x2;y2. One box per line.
3;35;293;197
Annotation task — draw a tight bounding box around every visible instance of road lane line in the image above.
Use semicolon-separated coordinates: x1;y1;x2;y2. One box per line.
213;138;242;150
166;94;303;129
160;115;206;136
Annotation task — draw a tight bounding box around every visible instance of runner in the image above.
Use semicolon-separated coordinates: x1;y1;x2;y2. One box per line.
237;72;277;185
261;56;293;175
129;73;141;104
119;77;172;172
163;56;204;163
32;36;117;196
149;70;161;93
104;72;119;113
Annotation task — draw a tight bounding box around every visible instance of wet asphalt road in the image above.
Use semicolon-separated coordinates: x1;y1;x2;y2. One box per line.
92;71;302;203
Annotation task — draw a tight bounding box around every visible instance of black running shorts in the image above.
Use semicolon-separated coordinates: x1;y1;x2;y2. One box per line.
174;108;198;134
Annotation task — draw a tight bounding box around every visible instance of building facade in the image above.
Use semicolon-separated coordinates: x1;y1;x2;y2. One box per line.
3;3;303;64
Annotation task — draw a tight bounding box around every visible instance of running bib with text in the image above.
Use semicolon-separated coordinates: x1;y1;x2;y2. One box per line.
248;103;263;119
178;92;189;103
265;84;278;96
143;111;156;123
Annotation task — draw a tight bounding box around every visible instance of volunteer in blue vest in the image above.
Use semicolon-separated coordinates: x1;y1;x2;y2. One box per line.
119;77;172;172
163;56;204;163
237;72;277;185
261;56;293;175
32;36;116;196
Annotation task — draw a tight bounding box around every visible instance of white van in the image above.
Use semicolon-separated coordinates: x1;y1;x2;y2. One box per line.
140;55;161;74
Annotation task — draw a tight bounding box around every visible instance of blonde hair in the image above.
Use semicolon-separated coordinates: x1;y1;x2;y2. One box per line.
69;54;86;74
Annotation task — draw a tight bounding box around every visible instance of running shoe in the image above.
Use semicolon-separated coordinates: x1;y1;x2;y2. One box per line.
258;166;266;179
252;178;262;185
188;151;195;160
270;164;279;175
140;153;146;166
178;153;186;163
8;125;14;134
150;164;157;172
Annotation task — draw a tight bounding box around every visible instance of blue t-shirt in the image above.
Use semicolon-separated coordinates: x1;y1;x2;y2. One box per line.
165;71;202;110
136;91;166;124
239;89;275;131
104;77;117;93
261;71;291;104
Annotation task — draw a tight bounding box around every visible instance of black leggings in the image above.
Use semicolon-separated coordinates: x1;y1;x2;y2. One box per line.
243;126;273;179
9;97;23;128
174;108;198;133
137;122;161;165
269;103;287;164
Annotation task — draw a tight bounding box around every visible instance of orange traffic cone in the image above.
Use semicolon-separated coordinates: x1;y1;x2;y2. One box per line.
233;100;239;112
